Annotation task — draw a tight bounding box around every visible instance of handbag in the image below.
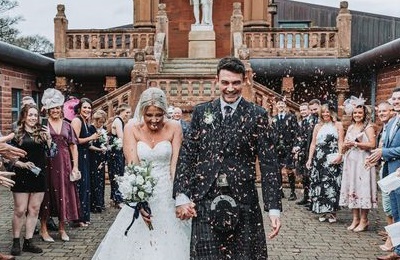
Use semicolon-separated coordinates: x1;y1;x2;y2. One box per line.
69;169;81;182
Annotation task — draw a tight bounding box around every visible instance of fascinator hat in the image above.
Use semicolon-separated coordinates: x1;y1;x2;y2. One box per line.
343;94;366;115
41;88;65;110
132;87;168;123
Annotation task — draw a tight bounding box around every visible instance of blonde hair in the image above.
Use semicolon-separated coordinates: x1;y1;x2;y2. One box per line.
93;109;107;121
319;104;337;123
138;88;168;118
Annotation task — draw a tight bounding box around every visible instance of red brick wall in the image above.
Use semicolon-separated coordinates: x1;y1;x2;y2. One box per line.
0;63;41;134
162;0;244;58
375;65;400;105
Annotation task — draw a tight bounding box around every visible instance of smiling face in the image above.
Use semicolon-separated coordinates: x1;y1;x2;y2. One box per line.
299;104;310;118
80;101;92;120
25;107;39;128
392;91;400;112
378;103;393;124
352;106;365;123
320;107;332;123
48;106;62;120
217;69;243;104
120;108;132;122
143;105;164;131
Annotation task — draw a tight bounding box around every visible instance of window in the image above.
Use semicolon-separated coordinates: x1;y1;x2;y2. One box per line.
12;89;22;124
278;21;310;49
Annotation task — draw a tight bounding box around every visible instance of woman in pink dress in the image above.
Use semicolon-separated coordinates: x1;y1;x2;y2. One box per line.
339;105;377;232
39;88;81;242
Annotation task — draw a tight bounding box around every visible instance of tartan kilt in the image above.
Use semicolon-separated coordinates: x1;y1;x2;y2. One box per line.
190;198;268;260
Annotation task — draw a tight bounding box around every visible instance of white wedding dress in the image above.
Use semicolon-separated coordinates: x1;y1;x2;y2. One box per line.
92;141;191;260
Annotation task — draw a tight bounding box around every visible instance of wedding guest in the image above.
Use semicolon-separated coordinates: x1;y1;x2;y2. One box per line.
12;96;36;131
89;110;108;213
339;104;377;232
0;133;25;260
39;88;81;242
108;104;131;208
174;57;282;259
369;87;400;260
71;98;99;226
375;101;395;251
173;107;190;137
306;104;344;223
293;102;314;205
273;98;298;200
8;104;56;256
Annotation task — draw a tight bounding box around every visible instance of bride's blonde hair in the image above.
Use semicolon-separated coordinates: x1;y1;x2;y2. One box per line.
136;87;168;120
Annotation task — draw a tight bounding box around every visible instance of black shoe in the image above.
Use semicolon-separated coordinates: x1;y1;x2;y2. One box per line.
304;202;312;210
288;192;297;201
47;218;58;231
22;238;43;254
10;238;21;256
296;198;308;205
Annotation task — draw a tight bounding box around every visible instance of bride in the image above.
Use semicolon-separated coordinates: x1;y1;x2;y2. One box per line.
92;88;191;260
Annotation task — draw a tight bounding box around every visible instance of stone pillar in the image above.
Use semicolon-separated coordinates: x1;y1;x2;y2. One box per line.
154;3;168;65
130;51;149;111
134;0;158;28
104;76;117;92
282;77;294;100
231;2;244;57
243;0;269;28
336;77;350;120
239;47;253;102
336;1;352;57
54;4;68;59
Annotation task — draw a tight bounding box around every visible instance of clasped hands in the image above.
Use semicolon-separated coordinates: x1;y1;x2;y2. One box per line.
175;202;197;220
365;148;382;169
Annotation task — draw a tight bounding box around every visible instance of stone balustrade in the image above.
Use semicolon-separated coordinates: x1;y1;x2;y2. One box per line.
65;28;155;58
244;27;339;58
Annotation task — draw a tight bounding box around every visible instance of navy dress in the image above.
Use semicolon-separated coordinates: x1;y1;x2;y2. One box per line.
76;116;91;223
89;125;107;212
108;117;125;204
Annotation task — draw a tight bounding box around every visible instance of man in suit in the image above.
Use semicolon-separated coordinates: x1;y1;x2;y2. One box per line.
273;98;298;200
173;107;190;137
173;57;282;259
368;88;400;260
293;102;315;206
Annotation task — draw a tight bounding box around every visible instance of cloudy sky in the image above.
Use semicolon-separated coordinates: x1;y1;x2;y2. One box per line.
9;0;400;43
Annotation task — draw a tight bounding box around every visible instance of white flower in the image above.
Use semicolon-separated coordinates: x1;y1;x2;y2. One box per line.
137;191;145;200
136;175;144;185
204;109;214;125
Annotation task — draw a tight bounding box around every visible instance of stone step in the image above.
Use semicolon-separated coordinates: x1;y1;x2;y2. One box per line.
161;58;219;74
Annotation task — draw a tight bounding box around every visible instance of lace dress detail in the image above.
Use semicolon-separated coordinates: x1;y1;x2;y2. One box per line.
92;141;191;260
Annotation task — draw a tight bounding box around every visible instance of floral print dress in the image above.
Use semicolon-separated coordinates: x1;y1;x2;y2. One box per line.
310;122;342;214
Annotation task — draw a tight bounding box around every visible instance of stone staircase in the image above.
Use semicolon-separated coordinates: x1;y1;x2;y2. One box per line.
160;58;219;74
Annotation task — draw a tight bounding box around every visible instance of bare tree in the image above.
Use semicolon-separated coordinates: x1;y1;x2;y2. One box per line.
14;35;53;53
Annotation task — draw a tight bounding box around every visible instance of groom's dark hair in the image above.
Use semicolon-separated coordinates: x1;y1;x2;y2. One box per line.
217;57;246;78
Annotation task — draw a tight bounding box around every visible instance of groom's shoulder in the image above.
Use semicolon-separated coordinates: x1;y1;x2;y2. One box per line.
244;100;268;116
193;100;214;112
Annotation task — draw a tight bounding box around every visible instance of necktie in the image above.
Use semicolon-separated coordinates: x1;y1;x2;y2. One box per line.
279;114;283;120
224;106;233;125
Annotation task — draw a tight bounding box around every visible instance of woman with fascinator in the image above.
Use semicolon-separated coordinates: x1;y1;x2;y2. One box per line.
39;88;81;242
92;87;191;260
339;99;377;232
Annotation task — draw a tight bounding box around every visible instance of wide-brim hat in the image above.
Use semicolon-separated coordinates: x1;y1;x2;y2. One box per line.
41;88;65;109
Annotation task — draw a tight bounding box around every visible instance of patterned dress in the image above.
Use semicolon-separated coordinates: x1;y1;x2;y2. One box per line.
339;124;377;209
309;122;342;214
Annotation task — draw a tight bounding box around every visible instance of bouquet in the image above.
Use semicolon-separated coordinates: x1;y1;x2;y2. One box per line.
111;137;123;150
117;160;156;235
97;128;108;150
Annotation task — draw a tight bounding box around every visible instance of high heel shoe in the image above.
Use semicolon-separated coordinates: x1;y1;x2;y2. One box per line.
347;222;360;231
379;244;394;252
59;230;70;242
353;222;369;232
40;232;55;243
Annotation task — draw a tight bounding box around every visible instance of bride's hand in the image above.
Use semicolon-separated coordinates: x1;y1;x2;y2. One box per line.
176;203;197;220
140;208;152;225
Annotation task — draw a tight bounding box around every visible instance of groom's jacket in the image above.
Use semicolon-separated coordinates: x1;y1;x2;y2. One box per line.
173;98;282;212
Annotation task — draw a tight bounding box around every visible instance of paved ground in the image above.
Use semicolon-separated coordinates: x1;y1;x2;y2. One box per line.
0;185;390;260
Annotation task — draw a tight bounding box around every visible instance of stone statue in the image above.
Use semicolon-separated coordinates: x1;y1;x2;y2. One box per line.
190;0;213;25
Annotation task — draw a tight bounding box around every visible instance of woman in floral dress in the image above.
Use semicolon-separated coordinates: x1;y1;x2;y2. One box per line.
339;105;377;231
306;104;344;223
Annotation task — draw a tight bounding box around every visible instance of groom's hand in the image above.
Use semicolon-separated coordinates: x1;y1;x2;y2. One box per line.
267;215;281;239
176;202;197;220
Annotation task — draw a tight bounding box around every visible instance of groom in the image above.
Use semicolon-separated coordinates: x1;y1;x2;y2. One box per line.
173;57;282;259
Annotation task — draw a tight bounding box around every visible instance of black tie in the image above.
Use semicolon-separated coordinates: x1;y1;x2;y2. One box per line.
224;106;233;124
279;114;283;120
